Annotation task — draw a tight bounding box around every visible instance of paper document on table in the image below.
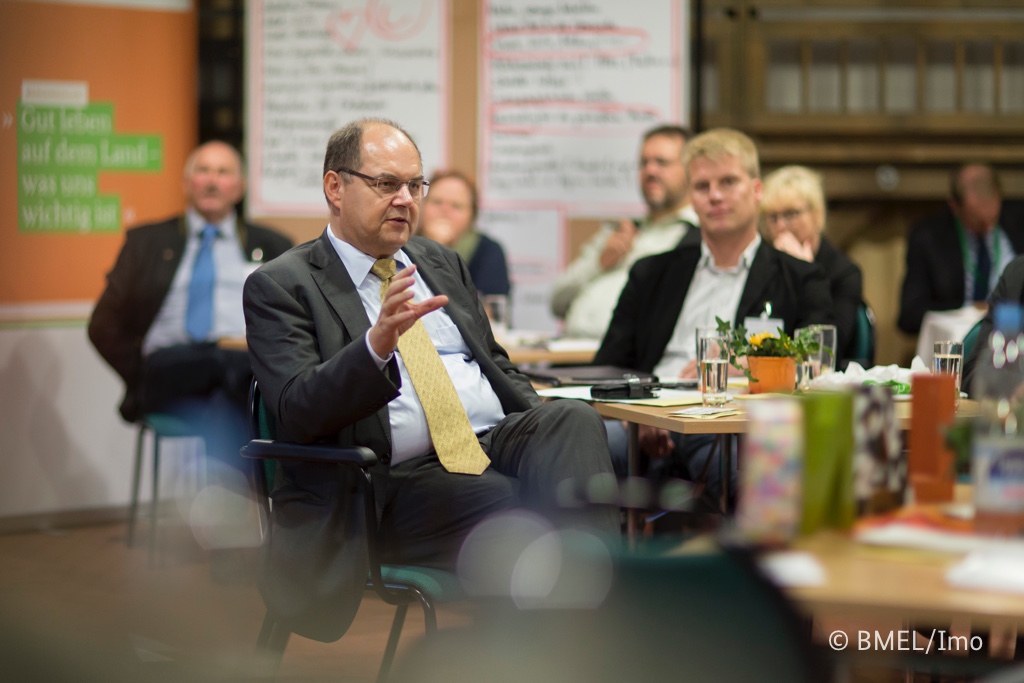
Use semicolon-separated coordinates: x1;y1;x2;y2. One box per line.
669;407;741;419
536;386;703;406
545;338;601;353
759;551;827;587
947;549;1024;594
857;523;1024;555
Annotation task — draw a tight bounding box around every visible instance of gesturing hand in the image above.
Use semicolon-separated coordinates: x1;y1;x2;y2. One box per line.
599;219;638;271
368;264;448;359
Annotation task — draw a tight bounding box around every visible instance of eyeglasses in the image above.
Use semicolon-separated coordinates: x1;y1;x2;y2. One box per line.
338;168;429;199
764;207;807;224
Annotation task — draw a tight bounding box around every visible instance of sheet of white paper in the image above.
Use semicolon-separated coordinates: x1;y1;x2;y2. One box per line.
947;548;1024;594
759;551;827;587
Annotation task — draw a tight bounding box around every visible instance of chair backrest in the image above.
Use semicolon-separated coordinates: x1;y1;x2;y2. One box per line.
244;377;375;643
962;318;984;363
850;303;876;367
246;379;275;534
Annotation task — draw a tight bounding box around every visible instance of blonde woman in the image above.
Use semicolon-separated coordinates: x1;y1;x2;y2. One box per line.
761;165;863;365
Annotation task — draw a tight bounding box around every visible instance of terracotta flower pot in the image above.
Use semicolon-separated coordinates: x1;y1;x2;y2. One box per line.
747;356;797;394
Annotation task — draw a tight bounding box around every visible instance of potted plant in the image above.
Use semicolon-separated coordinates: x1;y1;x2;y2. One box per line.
715;317;820;394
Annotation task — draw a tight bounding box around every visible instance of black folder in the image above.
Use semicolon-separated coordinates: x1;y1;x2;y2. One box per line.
522;365;658;387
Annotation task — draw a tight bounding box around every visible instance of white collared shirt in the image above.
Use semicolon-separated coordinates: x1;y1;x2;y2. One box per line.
143;208;255;356
654;235;762;378
327;228;506;465
553;205;699;339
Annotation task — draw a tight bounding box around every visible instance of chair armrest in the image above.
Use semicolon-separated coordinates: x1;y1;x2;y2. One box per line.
240;439;378;468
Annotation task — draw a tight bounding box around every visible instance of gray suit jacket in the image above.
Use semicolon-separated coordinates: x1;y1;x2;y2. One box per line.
242;231;539;641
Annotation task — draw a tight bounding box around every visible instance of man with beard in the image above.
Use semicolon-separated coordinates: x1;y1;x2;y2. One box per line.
551;124;699;339
595;128;833;505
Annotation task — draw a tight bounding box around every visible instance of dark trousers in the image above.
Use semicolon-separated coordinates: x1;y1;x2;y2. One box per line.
378;399;620;570
606;420;737;509
140;344;252;483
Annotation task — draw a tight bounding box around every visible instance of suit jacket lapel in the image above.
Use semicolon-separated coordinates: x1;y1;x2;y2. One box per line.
736;242;775;324
647;246;700;369
309;233;373;341
308;232;392;442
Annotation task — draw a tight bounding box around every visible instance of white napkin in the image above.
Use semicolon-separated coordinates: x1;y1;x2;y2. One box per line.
947;548;1024;594
759;551;827;587
808;357;929;391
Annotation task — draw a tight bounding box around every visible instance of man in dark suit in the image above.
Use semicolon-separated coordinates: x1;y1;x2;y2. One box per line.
595;128;834;501
898;163;1024;334
242;118;617;632
89;141;292;497
963;254;1024;394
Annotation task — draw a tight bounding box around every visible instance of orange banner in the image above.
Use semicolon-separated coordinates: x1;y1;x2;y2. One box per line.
0;0;196;309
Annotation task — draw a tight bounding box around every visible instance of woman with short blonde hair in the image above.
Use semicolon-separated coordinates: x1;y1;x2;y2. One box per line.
761;165;864;366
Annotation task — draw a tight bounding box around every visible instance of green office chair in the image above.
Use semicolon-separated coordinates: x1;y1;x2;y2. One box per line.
849;303;876;368
962;318;984;363
127;413;202;564
241;380;464;683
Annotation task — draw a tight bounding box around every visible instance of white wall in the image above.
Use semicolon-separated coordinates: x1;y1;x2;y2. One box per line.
0;323;138;518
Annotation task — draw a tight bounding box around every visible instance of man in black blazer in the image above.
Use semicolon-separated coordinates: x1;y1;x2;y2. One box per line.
898;163;1024;334
89;141;292;488
595;128;834;501
243;119;617;638
963;254;1024;395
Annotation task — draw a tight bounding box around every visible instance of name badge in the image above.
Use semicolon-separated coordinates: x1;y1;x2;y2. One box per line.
744;316;784;336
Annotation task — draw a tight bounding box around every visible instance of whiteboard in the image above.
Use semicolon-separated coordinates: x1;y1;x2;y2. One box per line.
479;0;688;217
246;0;449;216
478;208;564;333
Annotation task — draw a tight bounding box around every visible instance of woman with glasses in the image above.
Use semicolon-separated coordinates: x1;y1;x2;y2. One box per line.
761;165;864;366
418;169;511;298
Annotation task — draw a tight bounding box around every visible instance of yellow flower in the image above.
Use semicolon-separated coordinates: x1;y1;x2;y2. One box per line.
748;332;776;348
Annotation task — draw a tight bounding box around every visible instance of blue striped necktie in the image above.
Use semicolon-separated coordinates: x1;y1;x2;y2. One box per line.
185;224;219;341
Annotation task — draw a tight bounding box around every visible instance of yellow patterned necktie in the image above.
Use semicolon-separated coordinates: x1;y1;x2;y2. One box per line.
371;258;490;475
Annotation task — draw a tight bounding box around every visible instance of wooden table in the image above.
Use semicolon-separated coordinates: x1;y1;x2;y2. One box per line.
591;398;980;540
217;337;247;351
593;397;979;436
219;336;596;367
788;531;1024;629
505;346;597;366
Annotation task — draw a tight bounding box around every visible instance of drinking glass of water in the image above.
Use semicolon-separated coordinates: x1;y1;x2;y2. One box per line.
795;327;823;391
805;324;837;374
482;294;509;340
933;340;964;408
698;333;730;407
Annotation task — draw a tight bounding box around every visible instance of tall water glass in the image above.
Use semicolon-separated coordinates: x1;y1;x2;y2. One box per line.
698;333;730;407
933;340;964;408
807;324;837;374
694;325;717;388
482;294;509;340
795;326;823;390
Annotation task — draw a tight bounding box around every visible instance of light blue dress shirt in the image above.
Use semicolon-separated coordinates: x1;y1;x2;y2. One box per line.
327;228;506;465
143;209;256;356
